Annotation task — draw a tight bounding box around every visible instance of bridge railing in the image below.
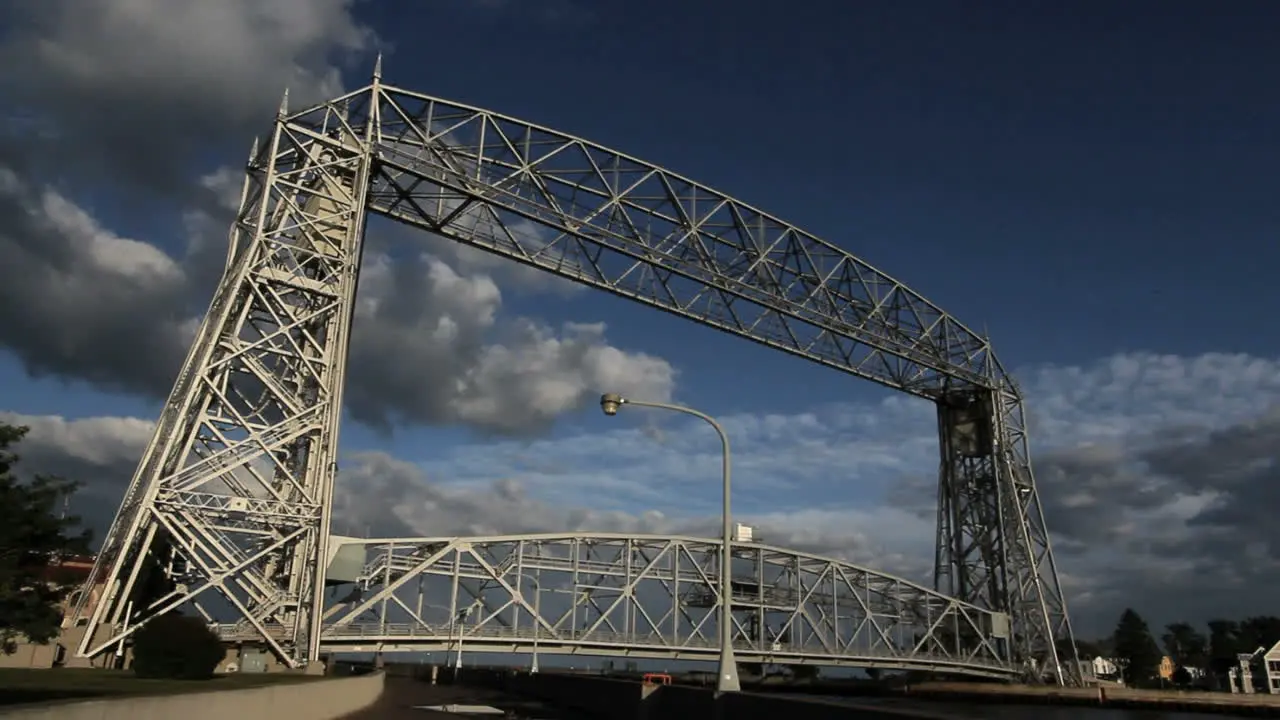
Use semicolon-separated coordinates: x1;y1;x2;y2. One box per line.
303;622;1014;673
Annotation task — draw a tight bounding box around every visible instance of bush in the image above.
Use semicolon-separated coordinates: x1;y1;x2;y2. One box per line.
132;613;226;679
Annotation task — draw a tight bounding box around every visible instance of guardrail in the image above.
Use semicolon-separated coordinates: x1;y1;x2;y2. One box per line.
305;623;1016;675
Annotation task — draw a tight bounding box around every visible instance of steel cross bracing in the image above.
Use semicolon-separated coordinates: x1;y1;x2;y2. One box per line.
71;91;374;664
216;534;1017;679
70;65;1079;683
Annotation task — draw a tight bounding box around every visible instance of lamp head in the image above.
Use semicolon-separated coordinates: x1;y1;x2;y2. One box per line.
600;393;625;416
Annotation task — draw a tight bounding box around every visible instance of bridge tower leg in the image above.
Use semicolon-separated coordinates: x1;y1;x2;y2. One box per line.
70;87;377;668
935;387;1079;685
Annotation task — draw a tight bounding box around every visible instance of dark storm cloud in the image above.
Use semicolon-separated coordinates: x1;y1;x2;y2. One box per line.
0;169;194;396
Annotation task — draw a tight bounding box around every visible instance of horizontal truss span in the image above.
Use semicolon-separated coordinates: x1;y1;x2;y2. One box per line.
211;533;1019;679
345;83;1000;398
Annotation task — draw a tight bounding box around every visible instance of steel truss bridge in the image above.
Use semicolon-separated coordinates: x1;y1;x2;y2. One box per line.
252;534;1016;679
70;58;1080;684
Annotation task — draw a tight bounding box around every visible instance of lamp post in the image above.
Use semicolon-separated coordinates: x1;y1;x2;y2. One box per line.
511;571;543;674
452;600;481;676
419;603;459;674
599;393;741;693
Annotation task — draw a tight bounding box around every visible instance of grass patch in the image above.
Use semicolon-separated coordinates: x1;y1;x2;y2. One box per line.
0;667;320;706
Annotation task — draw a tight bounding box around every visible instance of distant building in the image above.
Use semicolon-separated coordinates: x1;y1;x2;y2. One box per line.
1229;646;1269;694
1264;640;1280;694
1092;656;1119;678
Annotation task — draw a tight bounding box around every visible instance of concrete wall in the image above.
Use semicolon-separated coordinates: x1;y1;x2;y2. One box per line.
0;624;121;670
468;670;953;720
0;670;385;720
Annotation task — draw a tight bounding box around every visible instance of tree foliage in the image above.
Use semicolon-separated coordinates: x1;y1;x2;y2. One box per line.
1058;636;1103;661
132;613;226;679
1207;619;1240;674
1162;621;1208;671
1199;615;1280;683
1112;608;1161;687
1236;616;1280;653
0;423;92;653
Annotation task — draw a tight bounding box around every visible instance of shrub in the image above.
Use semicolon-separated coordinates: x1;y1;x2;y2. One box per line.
132;613;226;679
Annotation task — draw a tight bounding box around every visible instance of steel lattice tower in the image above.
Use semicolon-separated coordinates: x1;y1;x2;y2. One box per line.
71;62;1080;683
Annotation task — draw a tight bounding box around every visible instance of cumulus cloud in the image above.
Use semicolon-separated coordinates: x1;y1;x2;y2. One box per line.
8;351;1280;637
331;351;1280;636
331;450;929;573
0;411;154;534
345;250;674;433
0;168;197;394
0;409;931;579
0;0;672;437
0;167;673;434
0;0;375;193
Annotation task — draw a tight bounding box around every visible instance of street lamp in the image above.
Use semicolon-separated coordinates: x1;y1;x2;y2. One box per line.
511;571;543;674
599;393;741;693
452;600;482;675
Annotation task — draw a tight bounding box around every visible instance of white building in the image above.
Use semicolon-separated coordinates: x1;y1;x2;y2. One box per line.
1092;656;1119;677
1264;640;1280;693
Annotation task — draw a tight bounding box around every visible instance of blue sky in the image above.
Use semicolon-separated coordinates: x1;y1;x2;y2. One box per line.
1;0;1279;640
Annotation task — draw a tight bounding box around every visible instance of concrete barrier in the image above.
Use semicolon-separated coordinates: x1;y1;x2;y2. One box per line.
0;670;385;720
466;670;953;719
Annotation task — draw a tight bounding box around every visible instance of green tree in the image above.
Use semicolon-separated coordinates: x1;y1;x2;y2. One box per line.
1058;636;1103;661
1112;608;1161;687
1162;622;1208;670
1237;616;1280;653
1206;619;1241;687
0;423;92;653
1207;620;1239;662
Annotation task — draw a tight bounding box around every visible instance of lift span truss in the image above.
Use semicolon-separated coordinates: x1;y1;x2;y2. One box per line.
71;64;1078;684
262;534;1014;679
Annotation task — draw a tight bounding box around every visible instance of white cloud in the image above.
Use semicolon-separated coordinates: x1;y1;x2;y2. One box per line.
0;162;673;435
344;250;675;432
9;351;1280;637
0;0;673;437
355;351;1280;636
0;0;376;191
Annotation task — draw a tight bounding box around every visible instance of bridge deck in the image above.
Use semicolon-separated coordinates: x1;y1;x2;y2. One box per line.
215;533;1021;680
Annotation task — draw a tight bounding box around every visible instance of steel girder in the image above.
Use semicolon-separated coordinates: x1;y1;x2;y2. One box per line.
287;534;1013;679
72;94;372;665
71;66;1078;682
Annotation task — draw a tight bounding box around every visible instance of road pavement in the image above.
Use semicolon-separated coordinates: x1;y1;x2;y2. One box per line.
337;678;586;719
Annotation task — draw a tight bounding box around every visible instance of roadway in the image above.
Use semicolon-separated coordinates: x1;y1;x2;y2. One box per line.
338;677;594;719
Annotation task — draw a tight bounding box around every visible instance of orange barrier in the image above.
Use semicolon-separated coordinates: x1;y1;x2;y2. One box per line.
642;673;672;686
